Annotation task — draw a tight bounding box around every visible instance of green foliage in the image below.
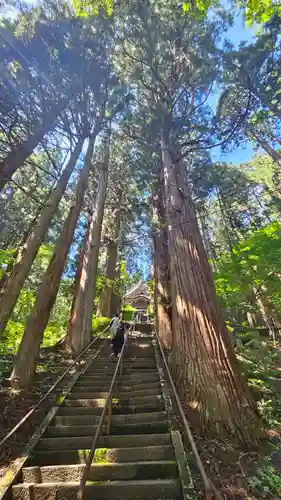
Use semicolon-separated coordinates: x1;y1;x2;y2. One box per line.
241;0;281;25
92;315;110;335
0;321;24;354
0;245;73;353
72;0;113;16
248;463;281;496
214;222;281;319
71;0;280;25
235;335;281;429
41;324;65;347
0;248;16;277
121;304;136;321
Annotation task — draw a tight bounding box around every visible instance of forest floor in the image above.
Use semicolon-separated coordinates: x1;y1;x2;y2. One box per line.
0;350;74;480
183;336;281;499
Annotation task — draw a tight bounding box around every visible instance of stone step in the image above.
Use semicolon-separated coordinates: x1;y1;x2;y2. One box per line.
87;361;157;368
36;433;171;451
44;421;169;438
73;381;161;392
92;356;156;362
88;364;156;370
63;394;163;408
59;402;165;415
22;460;178;483
54;410;167;426
30;444;175;466
67;388;161;400
124;350;155;357
13;478;181;500
84;367;158;375
81;370;159;378
79;373;159;383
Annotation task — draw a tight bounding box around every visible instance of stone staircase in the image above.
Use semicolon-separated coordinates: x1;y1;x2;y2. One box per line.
12;333;185;500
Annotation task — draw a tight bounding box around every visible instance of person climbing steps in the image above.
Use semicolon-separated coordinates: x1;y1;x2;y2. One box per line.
111;320;126;357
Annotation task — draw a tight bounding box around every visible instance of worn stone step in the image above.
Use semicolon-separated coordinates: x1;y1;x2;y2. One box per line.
77;375;159;384
89;357;156;364
36;433;171;451
79;373;159;383
84;368;117;375
54;410;167;426
85;367;158;375
30;444;175;466
13;478;181;500
22;460;178;483
45;421;168;438
59;402;165;414
93;357;156;362
67;388;161;400
124;351;155;357
63;394;163;408
85;367;157;375
89;362;157;368
73;381;161;392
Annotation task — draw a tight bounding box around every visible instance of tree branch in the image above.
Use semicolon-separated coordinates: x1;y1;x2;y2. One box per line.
179;89;252;159
10;179;45;206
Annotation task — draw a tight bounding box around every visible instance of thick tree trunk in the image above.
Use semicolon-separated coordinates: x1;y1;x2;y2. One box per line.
0;137;85;338
198;211;218;272
161;134;260;445
65;219;91;351
99;206;121;318
10;136;95;388
0;99;67;191
152;184;172;351
110;261;121;317
249;128;281;165
68;150;109;354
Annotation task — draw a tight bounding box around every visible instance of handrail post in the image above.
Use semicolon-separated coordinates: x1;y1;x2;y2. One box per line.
106;397;112;436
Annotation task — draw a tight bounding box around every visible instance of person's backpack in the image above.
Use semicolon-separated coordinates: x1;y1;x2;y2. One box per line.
116;323;125;336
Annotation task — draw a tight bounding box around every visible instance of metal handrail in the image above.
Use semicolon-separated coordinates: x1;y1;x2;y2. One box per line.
155;330;223;500
0;325;111;449
77;320;136;500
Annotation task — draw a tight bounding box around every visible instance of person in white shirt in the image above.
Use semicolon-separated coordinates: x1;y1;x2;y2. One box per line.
109;312;120;338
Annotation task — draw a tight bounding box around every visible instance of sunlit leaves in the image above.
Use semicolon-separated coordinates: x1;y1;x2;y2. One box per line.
71;0;113;16
240;0;281;25
214;222;281;315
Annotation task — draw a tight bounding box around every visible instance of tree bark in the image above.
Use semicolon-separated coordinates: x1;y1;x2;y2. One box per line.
161;133;260;445
249;128;281;165
99;206;121;318
10;136;95;388
0;136;85;338
0;99;67;191
198;210;218;272
110;260;121;317
152;184;172;351
68;147;109;354
65;219;91;351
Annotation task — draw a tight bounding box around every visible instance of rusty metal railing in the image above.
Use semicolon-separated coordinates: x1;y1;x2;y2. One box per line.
155;330;223;500
77;319;136;500
0;325;111;449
